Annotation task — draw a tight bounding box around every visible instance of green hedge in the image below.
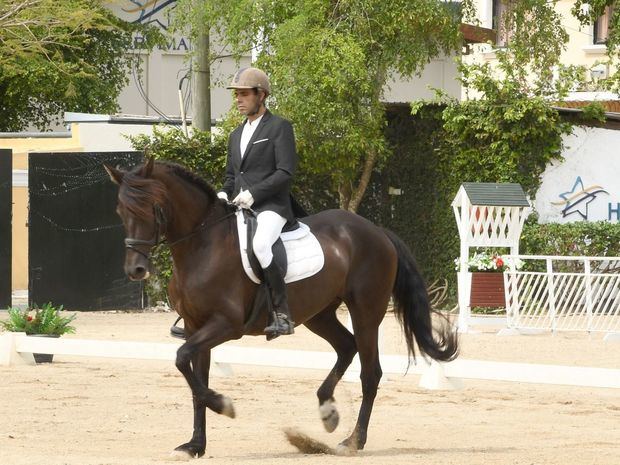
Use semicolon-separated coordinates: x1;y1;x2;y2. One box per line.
520;219;620;271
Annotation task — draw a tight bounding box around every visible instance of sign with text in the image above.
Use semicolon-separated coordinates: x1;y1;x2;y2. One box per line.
535;126;620;223
110;1;191;52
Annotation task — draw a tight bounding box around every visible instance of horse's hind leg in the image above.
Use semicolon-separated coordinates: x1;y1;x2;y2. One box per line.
338;299;386;453
303;300;357;433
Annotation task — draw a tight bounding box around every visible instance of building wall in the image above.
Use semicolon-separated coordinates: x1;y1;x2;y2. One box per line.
383;55;462;102
108;1;253;121
535;125;620;223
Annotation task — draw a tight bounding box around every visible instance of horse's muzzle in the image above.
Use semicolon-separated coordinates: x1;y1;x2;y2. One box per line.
126;264;150;281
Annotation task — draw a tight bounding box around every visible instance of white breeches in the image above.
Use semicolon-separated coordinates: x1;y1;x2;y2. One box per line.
253;210;287;268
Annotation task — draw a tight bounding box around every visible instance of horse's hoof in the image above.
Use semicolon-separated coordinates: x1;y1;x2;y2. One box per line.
334;443;357;456
168;450;194;461
221;396;236;418
319;401;339;433
170;442;205;460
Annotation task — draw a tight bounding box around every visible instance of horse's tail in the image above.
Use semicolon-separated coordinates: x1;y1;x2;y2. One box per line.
383;229;458;362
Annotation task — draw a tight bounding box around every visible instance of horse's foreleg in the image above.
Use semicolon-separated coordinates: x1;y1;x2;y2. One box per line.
172;350;210;459
175;317;238;416
303;303;357;433
173;318;239;459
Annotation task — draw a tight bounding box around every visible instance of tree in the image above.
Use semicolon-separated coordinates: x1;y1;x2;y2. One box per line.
0;0;159;131
173;0;468;211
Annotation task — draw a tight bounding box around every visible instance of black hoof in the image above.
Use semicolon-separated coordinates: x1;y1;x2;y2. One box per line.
173;441;205;459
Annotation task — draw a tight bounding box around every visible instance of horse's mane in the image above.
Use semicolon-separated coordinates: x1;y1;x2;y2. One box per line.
119;161;217;220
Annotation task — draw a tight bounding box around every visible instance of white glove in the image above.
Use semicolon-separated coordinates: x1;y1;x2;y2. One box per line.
232;189;254;209
217;191;229;201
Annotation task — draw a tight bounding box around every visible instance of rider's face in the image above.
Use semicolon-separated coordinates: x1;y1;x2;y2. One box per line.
234;89;264;117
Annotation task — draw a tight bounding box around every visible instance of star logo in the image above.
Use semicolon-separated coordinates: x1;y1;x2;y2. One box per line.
122;1;177;30
551;176;609;220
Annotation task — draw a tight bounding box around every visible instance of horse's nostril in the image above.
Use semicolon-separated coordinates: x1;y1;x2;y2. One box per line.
135;266;146;276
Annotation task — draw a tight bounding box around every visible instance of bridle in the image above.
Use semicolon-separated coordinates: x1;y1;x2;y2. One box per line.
124;203;236;261
123;204;167;260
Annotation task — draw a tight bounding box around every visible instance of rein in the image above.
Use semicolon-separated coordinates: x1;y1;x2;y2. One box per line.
124;203;237;260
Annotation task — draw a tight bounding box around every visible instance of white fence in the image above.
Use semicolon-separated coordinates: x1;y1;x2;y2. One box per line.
2;332;620;389
504;255;620;333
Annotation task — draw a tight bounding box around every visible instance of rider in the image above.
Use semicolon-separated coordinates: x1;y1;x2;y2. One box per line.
217;67;297;339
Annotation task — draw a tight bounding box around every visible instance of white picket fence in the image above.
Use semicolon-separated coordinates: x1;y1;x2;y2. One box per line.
504;255;620;334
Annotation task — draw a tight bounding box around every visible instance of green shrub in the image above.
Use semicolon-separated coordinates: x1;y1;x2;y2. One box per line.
520;220;620;271
1;303;76;336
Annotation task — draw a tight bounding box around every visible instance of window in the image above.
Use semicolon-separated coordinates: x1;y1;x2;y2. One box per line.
594;6;614;44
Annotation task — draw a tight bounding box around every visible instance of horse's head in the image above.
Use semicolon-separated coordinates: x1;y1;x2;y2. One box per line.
104;158;169;281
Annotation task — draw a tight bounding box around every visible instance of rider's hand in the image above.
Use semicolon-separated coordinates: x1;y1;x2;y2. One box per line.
232;189;254;209
217;191;229;201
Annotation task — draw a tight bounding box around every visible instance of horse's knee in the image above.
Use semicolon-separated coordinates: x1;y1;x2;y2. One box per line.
175;344;193;370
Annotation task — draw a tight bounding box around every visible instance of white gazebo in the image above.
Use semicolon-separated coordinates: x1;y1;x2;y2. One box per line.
452;183;531;331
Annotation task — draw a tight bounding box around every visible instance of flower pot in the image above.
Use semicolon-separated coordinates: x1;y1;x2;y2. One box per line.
470;272;505;308
30;334;60;364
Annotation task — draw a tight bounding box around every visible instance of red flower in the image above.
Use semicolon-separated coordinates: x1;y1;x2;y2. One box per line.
26;316;33;321
495;257;504;268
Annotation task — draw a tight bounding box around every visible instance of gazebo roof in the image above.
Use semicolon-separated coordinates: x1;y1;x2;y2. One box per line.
461;183;529;207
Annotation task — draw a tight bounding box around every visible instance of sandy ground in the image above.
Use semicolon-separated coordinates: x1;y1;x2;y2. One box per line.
1;310;619;465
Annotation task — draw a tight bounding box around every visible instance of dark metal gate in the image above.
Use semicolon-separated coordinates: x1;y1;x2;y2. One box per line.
0;149;11;309
28;152;144;310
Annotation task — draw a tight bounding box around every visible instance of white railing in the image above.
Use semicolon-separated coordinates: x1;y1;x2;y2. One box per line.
504;255;620;333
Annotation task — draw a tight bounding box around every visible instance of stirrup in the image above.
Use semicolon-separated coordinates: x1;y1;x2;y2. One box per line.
170;316;186;340
264;313;295;341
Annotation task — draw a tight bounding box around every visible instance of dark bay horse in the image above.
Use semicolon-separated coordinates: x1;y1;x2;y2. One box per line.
105;159;458;459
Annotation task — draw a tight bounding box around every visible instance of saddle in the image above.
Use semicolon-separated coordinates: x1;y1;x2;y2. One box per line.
238;208;324;332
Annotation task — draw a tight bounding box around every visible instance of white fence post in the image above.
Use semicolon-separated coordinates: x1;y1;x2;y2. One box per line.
584;258;593;332
546;258;557;333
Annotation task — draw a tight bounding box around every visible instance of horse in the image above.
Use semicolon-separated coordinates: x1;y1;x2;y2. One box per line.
104;158;458;459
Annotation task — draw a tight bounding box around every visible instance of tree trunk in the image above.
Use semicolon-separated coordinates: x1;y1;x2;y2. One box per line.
347;149;378;213
193;30;211;132
338;182;352;211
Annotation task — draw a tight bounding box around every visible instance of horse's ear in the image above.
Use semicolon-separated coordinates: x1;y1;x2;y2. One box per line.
103;164;124;185
141;157;155;178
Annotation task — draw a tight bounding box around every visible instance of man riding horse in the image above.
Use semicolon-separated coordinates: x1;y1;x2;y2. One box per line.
217;67;297;339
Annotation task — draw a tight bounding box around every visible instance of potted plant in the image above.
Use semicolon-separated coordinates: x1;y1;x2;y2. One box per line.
0;303;76;363
455;252;522;308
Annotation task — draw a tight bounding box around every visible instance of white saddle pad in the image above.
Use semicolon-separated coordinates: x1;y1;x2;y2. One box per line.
236;210;325;284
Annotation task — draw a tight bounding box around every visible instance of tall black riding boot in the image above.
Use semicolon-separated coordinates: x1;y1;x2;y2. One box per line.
263;261;295;339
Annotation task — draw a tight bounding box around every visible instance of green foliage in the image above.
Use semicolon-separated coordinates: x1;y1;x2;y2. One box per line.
492;0;569;97
127;126;228;303
172;0;466;210
521;220;620;261
1;303;76;336
440;75;571;195
0;0;163;131
581;102;607;123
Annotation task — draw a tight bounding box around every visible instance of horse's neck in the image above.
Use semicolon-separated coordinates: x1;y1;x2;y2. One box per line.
163;176;231;264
